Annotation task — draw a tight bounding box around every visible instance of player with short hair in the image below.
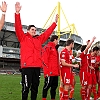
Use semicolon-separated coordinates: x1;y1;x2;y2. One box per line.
87;46;99;100
60;38;79;100
95;49;100;99
79;37;96;100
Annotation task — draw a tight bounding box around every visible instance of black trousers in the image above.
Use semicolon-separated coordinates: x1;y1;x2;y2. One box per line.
22;67;40;100
42;76;58;99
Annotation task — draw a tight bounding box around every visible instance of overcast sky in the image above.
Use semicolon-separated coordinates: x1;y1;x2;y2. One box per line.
0;0;100;44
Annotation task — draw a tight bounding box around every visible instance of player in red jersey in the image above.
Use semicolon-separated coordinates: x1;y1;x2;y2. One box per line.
87;46;99;100
59;49;76;100
79;37;96;100
96;49;100;99
60;38;79;100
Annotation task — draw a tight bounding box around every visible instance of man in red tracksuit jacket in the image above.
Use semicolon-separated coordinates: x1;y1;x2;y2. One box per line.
15;2;58;100
42;35;59;100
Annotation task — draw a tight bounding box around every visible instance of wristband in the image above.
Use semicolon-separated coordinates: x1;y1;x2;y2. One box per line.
2;12;6;15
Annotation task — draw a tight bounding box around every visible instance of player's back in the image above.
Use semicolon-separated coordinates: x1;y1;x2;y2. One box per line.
80;52;89;71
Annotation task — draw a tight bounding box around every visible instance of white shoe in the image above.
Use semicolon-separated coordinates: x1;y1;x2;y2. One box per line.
90;97;93;100
20;81;22;84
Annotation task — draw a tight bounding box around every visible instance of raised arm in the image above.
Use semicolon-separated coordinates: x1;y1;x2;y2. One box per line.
39;14;59;44
84;36;96;54
15;2;25;42
0;1;7;31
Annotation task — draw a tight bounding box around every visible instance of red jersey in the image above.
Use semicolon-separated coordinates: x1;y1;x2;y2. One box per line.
80;52;89;72
88;54;96;74
95;56;100;84
60;48;73;84
96;56;100;61
60;48;72;73
96;56;100;68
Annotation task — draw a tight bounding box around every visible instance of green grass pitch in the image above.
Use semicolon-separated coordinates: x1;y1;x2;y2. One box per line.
0;74;81;100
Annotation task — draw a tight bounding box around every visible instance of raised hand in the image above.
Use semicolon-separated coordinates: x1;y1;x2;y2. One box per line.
0;1;7;12
15;2;21;14
55;14;59;23
92;36;96;42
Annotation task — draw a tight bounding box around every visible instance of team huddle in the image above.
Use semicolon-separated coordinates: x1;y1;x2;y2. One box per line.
59;37;100;100
1;1;100;100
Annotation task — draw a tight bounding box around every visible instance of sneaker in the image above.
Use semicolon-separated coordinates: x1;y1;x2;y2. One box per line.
20;81;22;84
90;97;93;100
71;98;75;100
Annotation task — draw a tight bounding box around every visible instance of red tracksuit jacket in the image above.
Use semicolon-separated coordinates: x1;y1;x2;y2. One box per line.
15;13;57;68
42;42;59;77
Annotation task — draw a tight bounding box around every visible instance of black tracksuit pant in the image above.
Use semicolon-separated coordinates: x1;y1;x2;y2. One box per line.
22;67;40;100
42;76;58;99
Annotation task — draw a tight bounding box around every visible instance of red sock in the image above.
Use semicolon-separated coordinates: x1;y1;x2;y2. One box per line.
69;85;74;99
60;97;64;100
42;98;46;100
92;86;97;100
80;88;86;100
59;87;64;99
87;88;91;100
63;90;69;100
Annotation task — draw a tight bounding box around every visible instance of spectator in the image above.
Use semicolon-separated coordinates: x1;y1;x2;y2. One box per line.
15;2;59;100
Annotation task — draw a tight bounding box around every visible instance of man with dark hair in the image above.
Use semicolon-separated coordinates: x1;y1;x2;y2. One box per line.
50;35;58;42
80;45;87;52
87;46;99;100
27;25;36;31
42;35;59;100
65;38;74;46
0;1;7;31
92;46;99;52
79;37;96;100
15;2;59;100
96;49;100;99
60;38;79;100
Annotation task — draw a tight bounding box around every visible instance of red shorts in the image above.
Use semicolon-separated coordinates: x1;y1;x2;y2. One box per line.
88;73;97;85
79;70;89;86
61;67;73;85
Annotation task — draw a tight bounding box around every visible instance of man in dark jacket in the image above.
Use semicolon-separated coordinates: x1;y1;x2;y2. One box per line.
42;35;59;100
0;1;7;31
15;2;58;100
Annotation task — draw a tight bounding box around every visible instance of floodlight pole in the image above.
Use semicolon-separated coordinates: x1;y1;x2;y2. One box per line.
57;2;60;39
